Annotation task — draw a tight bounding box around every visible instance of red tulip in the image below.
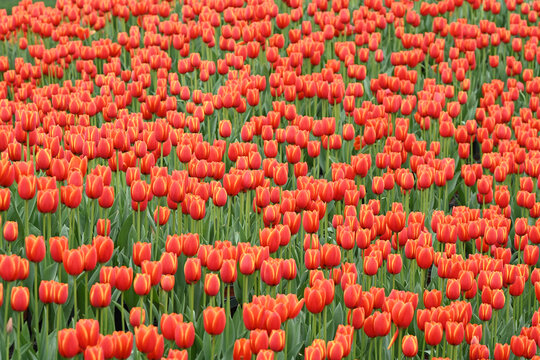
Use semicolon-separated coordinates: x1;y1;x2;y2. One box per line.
76;319;100;349
402;335;418;357
3;221;18;242
234;338;252;360
175;322;195;349
58;329;81;358
89;283;111;308
10;286;29;311
203;307;226;335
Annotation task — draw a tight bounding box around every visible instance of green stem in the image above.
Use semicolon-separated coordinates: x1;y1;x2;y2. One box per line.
121;292;125;331
17;311;21;360
189;284;195;322
34;262;38;335
149;288;154;325
73;277;78;324
210;335;216;359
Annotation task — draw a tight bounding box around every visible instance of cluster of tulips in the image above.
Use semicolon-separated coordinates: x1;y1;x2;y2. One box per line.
2;0;540;358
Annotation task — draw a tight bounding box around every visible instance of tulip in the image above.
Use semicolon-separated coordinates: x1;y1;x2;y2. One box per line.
175;322;195;349
58;328;81;358
234;338;252;360
203;306;226;335
133;273;151;296
89;283;111;308
76;319;100;349
130;307;146;328
204;273;221;297
10;286;29;312
3;221;18;242
250;329;269;354
402;335;418;357
425;321;443;346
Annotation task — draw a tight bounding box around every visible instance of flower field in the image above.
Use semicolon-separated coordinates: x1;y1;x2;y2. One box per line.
0;0;539;358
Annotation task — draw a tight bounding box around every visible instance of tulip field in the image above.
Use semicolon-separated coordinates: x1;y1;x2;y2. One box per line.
2;0;540;358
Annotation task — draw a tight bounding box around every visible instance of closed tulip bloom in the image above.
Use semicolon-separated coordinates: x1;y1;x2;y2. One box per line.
25;235;45;262
49;236;68;263
305;345;323;360
39;280;54;304
478;303;492;321
326;340;344;360
114;266;133;292
84;345;104;360
445;321;464;345
261;258;282;286
135;325;159;354
423;289;442;309
0;255;19;282
363;255;378;276
141;260;163;286
303;210;319;233
425;321;443;346
96;219;111;236
281;258;297;280
130;307;146;327
93;236;114;263
85;174;104;199
53;282;68;305
133;273;151;296
11;286;29;311
494;343;510;360
321;243;341;268
160;274;175;292
402;335;418;357
18;175;37;200
465;323;483;344
391;300;414;329
233;338;252;360
76;319;100;349
63;249;85;276
166;349;187;359
269;329;285;352
58;329;81;358
304;286;326;314
387;253;402;275
184;258;202;284
344;284;362;309
160;313;183;341
112;331;133;359
220;259;237;284
37;189;59;213
446;278;461;300
492;289;505;310
3;221;18;242
175;322;195;349
250;329;269;354
203;307;226;335
133;242;151;267
89;283;111;308
204;273;221;296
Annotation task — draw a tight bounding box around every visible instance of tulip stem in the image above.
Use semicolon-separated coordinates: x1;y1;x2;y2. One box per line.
17;311;21;360
85;272;88;318
243;275;248;304
24;200;29;239
121;292;125;331
210;335;216;359
34;262;38;334
323;307;327;341
73;277;78;324
149;288;154;325
189;284;194;322
225;286;230;355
